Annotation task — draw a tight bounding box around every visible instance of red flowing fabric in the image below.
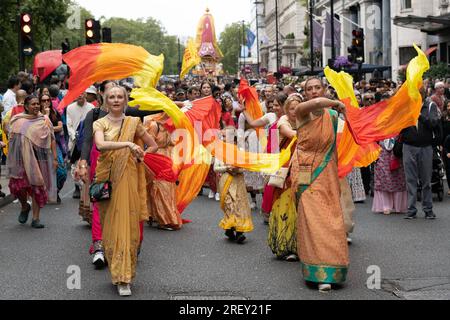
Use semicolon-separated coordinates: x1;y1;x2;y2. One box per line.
33;50;62;81
143;153;178;182
165;96;222;145
238;78;265;141
59;44;102;111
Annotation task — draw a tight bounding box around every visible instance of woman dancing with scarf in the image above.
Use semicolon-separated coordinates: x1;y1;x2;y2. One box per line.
290;78;349;292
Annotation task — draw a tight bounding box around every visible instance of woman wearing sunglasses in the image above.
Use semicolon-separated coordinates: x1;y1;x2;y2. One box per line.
40;93;67;203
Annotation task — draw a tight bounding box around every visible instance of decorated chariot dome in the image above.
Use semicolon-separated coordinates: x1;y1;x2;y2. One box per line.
195;8;223;62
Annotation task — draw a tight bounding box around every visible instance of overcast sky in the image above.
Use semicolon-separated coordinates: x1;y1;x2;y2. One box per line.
74;0;252;40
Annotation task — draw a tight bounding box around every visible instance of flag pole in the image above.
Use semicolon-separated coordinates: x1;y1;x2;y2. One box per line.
310;0;314;73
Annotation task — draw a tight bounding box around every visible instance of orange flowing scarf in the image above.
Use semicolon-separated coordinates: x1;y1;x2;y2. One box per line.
325;44;430;177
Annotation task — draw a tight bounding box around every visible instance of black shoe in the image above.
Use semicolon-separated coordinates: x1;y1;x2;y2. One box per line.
72;187;80;199
18;203;31;224
57;194;61;204
0;191;6;198
425;212;436;220
404;213;417;220
31;219;45;229
236;232;246;244
225;228;236;241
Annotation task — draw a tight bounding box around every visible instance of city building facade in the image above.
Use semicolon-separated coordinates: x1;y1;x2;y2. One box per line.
253;0;449;80
256;0;308;73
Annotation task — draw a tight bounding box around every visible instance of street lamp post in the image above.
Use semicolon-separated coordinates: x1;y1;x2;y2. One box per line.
177;37;182;75
242;20;246;74
275;0;279;73
331;0;336;63
310;0;314;73
255;1;261;76
17;0;24;71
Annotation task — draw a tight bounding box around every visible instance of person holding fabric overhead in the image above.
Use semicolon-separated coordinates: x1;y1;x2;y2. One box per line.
244;93;287;224
93;86;158;296
290;77;349;292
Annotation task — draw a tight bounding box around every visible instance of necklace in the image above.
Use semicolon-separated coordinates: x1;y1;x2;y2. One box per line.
107;114;125;122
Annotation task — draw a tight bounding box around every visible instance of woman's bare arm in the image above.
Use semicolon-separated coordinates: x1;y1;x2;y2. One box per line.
295;98;345;120
243;111;269;128
279;123;297;140
141;131;158;154
54;121;63;133
94;130;133;151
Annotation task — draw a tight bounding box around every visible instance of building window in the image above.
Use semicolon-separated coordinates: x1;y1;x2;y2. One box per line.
401;0;412;10
399;46;420;65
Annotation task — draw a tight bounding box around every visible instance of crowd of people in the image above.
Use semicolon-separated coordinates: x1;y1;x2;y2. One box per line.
0;69;449;296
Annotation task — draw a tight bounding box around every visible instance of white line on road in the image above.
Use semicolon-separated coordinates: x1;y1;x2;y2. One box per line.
61;188;75;199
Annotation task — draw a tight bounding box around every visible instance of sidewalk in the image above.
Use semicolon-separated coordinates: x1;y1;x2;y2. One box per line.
0;165;15;208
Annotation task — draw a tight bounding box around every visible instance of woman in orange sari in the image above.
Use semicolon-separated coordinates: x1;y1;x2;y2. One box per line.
291;78;348;292
93;86;158;296
143;114;182;231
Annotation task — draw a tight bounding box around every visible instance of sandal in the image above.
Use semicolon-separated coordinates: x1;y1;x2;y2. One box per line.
31;219;45;229
18;203;31;224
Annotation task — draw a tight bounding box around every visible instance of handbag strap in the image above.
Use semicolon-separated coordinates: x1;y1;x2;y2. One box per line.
107;118;125;181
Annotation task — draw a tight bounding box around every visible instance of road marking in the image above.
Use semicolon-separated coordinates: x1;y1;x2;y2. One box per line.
61;188;75;199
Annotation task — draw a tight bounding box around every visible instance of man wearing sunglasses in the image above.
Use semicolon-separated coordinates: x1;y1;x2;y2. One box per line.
362;93;375;107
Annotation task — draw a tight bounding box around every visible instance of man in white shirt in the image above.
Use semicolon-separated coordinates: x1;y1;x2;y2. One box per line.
2;76;20;118
66;91;94;198
261;85;275;114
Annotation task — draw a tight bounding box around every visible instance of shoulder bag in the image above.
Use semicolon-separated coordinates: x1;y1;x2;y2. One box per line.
89;119;124;202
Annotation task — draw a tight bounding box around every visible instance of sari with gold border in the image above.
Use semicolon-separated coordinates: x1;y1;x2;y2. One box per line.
290;109;349;284
93;116;148;285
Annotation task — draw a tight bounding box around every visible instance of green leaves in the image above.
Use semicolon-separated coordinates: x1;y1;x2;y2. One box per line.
219;22;248;75
0;0;183;83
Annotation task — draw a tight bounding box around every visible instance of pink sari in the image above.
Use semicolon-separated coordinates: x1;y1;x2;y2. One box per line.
261;121;279;214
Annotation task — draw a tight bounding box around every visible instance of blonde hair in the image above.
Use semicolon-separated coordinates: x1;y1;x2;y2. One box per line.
284;94;303;114
104;86;129;111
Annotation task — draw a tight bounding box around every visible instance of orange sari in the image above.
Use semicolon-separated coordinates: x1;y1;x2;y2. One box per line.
144;116;182;229
290;110;349;284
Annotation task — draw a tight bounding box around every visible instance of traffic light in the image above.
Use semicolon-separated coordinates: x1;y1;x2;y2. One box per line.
102;27;112;43
85;19;101;44
20;13;33;56
347;28;365;64
61;38;70;54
